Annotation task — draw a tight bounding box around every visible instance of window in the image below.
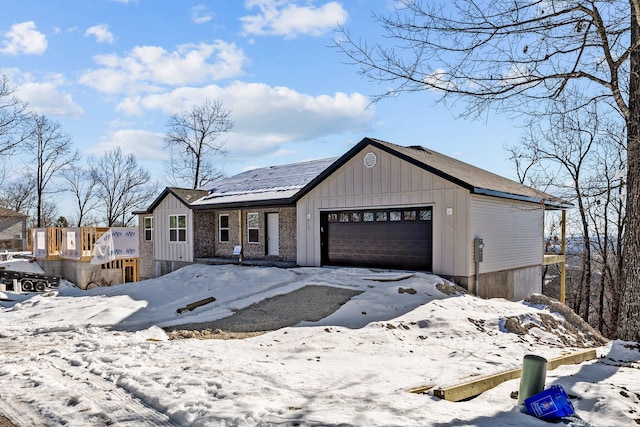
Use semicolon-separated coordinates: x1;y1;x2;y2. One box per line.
143;217;153;241
363;212;374;222
248;213;259;243
376;211;388;221
390;211;402;221
219;214;229;242
419;209;432;221
169;214;186;242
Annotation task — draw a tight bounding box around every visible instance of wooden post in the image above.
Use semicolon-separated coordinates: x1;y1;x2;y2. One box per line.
560;210;567;304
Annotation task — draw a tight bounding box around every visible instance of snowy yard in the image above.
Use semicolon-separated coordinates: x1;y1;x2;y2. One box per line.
0;259;639;426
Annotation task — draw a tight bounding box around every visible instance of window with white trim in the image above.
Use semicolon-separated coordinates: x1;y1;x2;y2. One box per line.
247;213;259;243
169;214;186;242
219;214;229;242
143;217;153;242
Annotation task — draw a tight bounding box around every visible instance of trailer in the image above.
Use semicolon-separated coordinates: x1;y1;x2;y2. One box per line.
0;269;60;292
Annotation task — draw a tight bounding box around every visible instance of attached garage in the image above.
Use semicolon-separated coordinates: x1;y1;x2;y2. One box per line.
296;137;571;301
321;207;432;271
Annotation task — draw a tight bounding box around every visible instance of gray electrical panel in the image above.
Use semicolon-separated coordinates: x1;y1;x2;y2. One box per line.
474;237;484;263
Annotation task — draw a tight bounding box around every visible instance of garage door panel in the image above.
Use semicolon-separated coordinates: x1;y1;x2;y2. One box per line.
323;210;432;271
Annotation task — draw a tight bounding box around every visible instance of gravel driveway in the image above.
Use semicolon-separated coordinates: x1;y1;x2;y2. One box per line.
165;285;362;335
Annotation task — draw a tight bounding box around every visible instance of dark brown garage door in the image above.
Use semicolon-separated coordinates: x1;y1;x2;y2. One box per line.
321;208;432;271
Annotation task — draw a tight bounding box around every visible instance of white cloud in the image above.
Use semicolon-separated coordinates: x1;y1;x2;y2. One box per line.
192;4;214;24
79;41;248;94
116;81;374;156
85;24;115;44
87;129;166;161
502;63;533;85
18;80;84;117
5;71;83;117
1;21;47;55
241;0;348;38
422;68;458;92
273;147;296;156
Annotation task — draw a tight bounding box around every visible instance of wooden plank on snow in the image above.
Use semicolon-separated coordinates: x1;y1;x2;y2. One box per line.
177;296;216;314
421;348;598;402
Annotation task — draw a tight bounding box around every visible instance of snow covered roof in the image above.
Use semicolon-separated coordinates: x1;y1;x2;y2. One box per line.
296;137;572;209
141;137;571;213
191;157;338;208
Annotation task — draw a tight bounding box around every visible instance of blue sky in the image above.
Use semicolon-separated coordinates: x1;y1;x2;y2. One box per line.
1;0;523;187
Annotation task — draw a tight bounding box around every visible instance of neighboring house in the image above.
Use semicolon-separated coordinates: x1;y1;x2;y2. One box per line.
0;207;27;252
137;137;570;300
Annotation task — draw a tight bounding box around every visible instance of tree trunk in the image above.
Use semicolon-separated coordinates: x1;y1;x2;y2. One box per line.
618;4;640;341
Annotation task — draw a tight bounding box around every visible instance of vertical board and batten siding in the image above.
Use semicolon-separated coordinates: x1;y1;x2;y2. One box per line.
152;194;194;263
297;145;471;277
469;195;543;274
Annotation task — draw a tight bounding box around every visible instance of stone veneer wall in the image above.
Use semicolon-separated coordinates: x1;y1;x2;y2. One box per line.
193;211;216;258
193;207;297;262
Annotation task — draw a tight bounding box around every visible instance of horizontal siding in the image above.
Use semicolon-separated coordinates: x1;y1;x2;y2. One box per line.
0;218;24;240
470;195;543;274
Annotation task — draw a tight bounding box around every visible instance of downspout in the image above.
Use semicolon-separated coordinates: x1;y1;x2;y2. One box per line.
475;260;480;296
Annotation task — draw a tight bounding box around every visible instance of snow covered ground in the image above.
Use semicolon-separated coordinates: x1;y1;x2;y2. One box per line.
0;259;638;426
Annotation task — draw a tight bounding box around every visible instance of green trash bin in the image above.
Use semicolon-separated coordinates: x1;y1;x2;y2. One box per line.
517;354;548;405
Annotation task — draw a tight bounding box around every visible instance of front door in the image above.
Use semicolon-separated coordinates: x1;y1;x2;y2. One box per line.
267;213;279;256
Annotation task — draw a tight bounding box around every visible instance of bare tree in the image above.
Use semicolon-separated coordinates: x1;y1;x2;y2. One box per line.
338;0;640;341
24;114;79;227
587;137;626;337
507;99;625;336
0;176;35;214
0;75;28;159
33;199;59;229
164;99;232;189
60;165;100;227
91;147;157;226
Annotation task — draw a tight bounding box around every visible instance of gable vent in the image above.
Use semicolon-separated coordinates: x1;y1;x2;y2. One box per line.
363;152;377;168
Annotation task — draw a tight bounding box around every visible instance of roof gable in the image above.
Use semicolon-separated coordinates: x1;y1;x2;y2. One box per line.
295;137;571;209
137;187;209;214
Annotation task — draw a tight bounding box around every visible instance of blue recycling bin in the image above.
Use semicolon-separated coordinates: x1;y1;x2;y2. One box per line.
524;385;576;421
